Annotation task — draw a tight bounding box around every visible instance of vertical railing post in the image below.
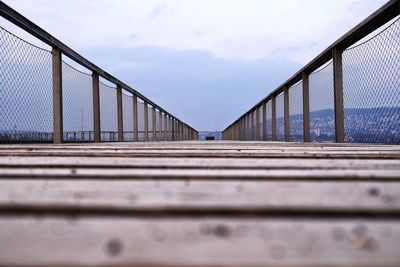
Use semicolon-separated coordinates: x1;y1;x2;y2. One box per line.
152;107;156;142
302;72;310;142
333;47;345;143
159;111;163;142
250;111;255;140
144;102;148;142
284;87;290;142
92;71;101;143
164;114;168;141
116;85;123;142
272;96;277;141
171;119;174;141
255;107;260;141
262;102;267;141
133;95;138;142
52;47;63;144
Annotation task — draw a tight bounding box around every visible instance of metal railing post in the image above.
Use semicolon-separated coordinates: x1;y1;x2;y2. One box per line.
172;119;175;141
116;85;123;142
333;47;345;143
92;71;101;143
262;102;267;141
152;107;156;142
133;95;138;142
144;102;148;142
159;111;163;141
52;47;63;144
284;87;290;142
302;72;310;142
255;107;260;141
272;96;277;141
164;114;168;141
251;111;255;140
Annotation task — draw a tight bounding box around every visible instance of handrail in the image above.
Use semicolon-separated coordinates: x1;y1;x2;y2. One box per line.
0;1;196;134
223;0;400;133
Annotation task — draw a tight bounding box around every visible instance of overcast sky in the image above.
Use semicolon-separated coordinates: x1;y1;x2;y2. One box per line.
0;0;389;131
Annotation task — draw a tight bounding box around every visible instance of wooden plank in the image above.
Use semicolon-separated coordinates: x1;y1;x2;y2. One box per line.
0;180;399;213
0;167;399;180
0;150;399;159
0;157;399;170
0;217;399;267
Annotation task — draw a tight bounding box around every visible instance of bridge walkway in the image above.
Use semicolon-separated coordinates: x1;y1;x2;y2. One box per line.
0;141;399;266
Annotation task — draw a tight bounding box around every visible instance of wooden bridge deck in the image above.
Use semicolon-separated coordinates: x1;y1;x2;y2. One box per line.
0;141;400;267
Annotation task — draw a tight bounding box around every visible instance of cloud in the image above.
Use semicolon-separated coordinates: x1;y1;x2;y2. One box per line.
148;3;175;21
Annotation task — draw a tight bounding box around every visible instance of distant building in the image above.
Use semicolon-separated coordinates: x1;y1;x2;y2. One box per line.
198;131;222;141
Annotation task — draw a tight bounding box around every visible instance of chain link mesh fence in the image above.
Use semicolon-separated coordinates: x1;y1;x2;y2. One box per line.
289;81;304;142
275;93;285;141
122;91;134;141
0;26;53;143
99;81;118;142
309;61;335;142
62;61;93;142
343;18;400;144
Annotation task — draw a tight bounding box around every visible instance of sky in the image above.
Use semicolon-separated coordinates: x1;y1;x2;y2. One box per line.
0;0;389;131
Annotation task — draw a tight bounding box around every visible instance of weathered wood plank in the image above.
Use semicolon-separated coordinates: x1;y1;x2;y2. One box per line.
1;157;400;170
0;150;399;159
0;217;399;267
0;167;399;180
0;180;399;213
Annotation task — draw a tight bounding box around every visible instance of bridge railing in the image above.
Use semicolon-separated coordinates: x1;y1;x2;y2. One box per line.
223;0;400;144
0;2;198;144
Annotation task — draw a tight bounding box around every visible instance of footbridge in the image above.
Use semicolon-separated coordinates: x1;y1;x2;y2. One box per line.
0;1;400;266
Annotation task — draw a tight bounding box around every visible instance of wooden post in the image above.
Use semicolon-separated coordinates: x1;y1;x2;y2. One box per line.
152;107;156;142
272;96;277;141
144;102;148;142
133;95;138;142
302;72;310;142
262;102;267;141
52;47;63;144
92;71;101;143
116;85;123;142
333;47;345;143
284;87;290;142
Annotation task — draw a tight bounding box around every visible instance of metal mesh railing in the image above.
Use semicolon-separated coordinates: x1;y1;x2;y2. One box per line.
0;5;196;144
275;93;284;141
62;61;93;142
100;82;118;142
343;18;400;144
309;61;335;142
224;9;399;145
122;91;134;141
289;82;304;142
0;26;53;143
